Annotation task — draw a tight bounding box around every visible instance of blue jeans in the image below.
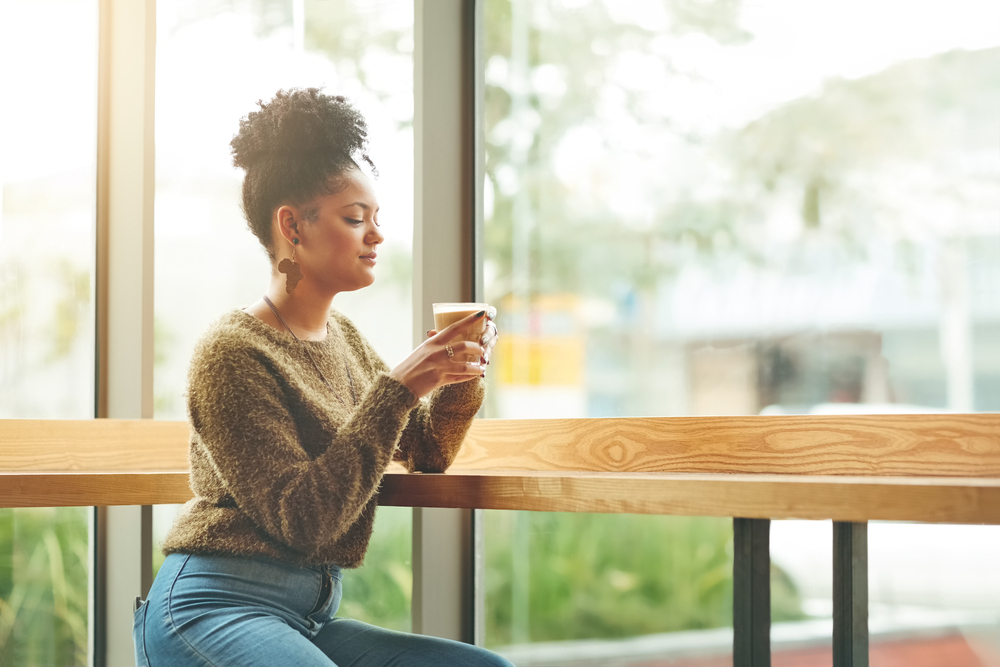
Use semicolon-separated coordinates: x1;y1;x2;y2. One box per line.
134;553;513;667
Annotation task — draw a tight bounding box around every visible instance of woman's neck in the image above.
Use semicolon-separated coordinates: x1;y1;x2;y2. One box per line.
250;278;336;342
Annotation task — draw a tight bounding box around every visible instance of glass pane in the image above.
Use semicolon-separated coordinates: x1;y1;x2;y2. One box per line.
485;512;736;662
0;1;97;664
153;0;414;628
770;521;833;663
0;508;90;667
868;523;1000;666
481;0;1000;663
0;2;97;418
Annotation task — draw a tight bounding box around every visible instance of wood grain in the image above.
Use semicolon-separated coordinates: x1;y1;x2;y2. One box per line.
3;469;1000;524
457;415;1000;477
2;415;1000;523
377;470;1000;524
0;419;189;471
4;415;999;477
0;472;193;508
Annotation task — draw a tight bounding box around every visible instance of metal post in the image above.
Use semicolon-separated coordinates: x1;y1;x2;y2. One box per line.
833;521;868;667
411;0;478;644
92;0;156;664
733;518;771;667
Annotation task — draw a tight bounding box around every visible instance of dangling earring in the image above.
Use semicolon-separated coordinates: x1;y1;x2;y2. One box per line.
278;238;304;293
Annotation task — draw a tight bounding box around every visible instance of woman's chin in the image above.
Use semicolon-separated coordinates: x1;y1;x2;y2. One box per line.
333;276;376;294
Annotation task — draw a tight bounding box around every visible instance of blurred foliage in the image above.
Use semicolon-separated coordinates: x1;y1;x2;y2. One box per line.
483;512;804;647
0;508;88;667
725;46;1000;270
484;0;1000;299
338;506;413;632
483;0;754;299
154;317;180;416
45;262;90;364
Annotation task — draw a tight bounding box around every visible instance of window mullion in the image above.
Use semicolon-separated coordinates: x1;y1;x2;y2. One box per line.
92;0;157;665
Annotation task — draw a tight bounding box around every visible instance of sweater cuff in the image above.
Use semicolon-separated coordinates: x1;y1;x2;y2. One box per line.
433;376;486;411
366;373;421;417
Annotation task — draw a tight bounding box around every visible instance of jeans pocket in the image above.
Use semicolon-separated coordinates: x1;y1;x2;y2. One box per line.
133;601;151;667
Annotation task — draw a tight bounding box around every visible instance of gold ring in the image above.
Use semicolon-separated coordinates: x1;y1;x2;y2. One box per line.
445;345;454;358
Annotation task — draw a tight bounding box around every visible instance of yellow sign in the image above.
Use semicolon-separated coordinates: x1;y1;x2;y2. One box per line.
495;335;585;386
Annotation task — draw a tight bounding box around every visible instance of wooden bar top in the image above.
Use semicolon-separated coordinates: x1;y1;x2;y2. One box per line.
2;415;999;523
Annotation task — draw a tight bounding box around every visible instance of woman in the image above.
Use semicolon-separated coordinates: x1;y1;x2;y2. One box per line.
134;88;509;666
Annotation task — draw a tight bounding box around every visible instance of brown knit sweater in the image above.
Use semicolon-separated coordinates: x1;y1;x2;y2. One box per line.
161;309;484;567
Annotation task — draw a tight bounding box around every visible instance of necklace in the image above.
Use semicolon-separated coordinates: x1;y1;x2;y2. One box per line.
262;295;357;407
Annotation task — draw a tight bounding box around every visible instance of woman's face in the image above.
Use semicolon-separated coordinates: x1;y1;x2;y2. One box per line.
293;167;384;295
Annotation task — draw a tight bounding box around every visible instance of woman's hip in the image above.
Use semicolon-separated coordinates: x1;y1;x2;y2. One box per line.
155;552;340;620
141;553;342;651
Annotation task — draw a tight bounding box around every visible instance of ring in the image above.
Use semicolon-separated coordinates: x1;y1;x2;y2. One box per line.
445;345;454;358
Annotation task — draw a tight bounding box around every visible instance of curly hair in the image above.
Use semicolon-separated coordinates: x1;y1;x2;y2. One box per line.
230;88;376;257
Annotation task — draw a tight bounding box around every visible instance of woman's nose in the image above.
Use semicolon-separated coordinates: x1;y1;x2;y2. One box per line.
368;224;385;246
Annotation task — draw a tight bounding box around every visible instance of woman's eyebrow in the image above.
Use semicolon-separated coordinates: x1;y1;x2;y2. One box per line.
341;201;379;211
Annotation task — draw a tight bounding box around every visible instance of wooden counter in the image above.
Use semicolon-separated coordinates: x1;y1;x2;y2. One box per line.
3;415;999;523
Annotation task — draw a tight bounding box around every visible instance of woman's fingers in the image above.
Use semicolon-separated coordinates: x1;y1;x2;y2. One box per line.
441;361;488;384
481;321;499;347
435;309;488;343
481;321;499;365
441;341;486;364
399;309;497;393
393;314;495;397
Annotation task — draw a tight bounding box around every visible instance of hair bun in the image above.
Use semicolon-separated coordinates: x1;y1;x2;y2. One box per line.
231;88;370;170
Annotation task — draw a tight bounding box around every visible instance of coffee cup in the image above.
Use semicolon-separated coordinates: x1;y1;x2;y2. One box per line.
432;302;490;363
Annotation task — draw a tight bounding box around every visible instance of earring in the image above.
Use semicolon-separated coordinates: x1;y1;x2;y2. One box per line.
278;240;304;293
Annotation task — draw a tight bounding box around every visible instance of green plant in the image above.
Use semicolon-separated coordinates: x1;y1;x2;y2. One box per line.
338;506;412;631
483;512;804;647
0;508;89;667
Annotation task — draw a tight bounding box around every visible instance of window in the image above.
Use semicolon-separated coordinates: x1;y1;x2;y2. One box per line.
481;0;1000;662
0;1;99;664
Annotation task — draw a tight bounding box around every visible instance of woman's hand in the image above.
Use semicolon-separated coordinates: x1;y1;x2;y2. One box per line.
389;309;497;400
427;306;498;365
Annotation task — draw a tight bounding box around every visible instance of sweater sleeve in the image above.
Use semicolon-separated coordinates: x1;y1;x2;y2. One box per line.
337;316;486;473
394;380;485;472
186;338;419;561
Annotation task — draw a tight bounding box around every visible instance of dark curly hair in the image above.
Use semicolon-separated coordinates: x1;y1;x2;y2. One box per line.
230;88;376;257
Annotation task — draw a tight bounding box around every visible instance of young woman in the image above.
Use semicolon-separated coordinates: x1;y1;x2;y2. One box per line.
134;88;509;667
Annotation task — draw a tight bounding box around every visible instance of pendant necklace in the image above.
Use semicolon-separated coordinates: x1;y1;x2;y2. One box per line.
262;295;357;407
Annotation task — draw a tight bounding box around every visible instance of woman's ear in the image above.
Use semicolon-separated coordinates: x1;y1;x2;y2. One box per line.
275;205;301;247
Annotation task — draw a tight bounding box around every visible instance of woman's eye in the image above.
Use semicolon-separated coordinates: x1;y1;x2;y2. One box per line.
346;218;363;225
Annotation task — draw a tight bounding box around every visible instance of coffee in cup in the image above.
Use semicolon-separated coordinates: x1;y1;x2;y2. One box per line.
432;302;490;363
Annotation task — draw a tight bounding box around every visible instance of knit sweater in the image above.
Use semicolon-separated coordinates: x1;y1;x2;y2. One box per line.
161;309;484;567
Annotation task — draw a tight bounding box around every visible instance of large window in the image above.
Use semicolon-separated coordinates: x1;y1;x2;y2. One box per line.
481;0;1000;663
152;0;416;630
3;2;999;665
0;1;98;664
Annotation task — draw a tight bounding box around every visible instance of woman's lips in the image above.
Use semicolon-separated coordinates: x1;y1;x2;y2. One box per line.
360;252;377;265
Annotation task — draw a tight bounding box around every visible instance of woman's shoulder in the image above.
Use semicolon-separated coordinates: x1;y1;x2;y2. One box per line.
190;310;289;370
328;309;361;339
329;309;375;350
327;309;387;372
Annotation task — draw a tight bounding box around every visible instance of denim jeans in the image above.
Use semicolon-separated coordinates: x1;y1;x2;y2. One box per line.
134;553;514;667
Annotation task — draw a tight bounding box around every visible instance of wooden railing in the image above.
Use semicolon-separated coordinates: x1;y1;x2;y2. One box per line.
2;415;999;523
